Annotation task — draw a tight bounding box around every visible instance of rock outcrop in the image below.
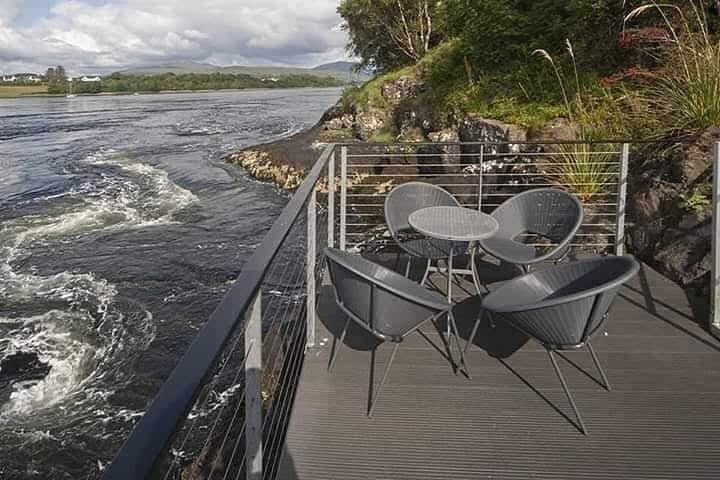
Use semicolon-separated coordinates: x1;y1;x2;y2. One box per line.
225;73;715;301
629;128;716;291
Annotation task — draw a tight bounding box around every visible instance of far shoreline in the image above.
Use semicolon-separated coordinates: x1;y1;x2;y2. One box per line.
0;85;345;100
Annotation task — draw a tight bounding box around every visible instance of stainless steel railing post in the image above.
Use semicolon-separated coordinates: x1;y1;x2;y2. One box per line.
245;291;263;480
711;142;720;338
328;148;335;249
477;145;484;211
340;146;348;251
306;188;317;348
615;143;630;256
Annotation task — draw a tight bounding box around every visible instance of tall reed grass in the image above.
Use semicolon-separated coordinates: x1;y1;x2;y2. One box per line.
626;1;720;135
533;41;615;203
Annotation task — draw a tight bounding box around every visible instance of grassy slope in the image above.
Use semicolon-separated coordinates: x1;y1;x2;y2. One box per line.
342;42;565;133
0;85;48;98
119;62;370;83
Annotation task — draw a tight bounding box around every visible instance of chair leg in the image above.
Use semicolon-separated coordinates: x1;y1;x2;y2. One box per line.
464;310;483;355
393;251;402;273
448;311;470;379
420;258;432;287
404;256;412;278
587;341;611;391
470;247;486;296
368;343;400;417
328;316;350;372
548;350;588;435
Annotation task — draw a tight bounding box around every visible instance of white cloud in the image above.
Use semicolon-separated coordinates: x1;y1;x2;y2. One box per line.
0;0;350;74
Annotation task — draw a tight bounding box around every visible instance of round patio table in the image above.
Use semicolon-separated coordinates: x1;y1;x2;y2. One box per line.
409;205;498;369
409;205;499;304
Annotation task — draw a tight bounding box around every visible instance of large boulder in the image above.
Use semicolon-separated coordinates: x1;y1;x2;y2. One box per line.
533;117;579;142
677;126;720;184
655;222;712;286
457;115;527;145
628;129;715;290
380;75;425;104
418;129;462;175
355;106;391;141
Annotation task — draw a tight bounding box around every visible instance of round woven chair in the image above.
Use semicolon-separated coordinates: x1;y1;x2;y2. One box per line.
325;247;468;416
384;182;469;283
477;188;584;273
475;255;640;434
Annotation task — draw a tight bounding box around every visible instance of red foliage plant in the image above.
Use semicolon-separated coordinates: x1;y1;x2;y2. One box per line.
619;27;671;48
600;66;654;88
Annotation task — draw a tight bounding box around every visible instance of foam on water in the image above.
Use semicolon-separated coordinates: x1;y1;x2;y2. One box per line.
0;150;196;416
0;311;97;415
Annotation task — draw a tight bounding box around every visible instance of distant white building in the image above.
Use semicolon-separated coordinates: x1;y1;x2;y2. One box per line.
1;75;17;82
17;74;41;83
80;76;102;82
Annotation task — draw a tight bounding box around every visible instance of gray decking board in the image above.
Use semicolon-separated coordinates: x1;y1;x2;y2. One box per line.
279;262;720;480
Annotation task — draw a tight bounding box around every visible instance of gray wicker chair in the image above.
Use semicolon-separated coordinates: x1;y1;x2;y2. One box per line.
477;188;584;273
384;182;469;284
475;255;640;434
325;247;468;416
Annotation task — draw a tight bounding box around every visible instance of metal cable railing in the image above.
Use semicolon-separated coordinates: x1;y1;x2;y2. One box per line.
103;144;335;480
102;139;720;480
337;141;629;254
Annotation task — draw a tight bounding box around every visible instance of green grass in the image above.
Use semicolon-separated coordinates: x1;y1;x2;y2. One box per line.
626;1;720;136
0;85;48;97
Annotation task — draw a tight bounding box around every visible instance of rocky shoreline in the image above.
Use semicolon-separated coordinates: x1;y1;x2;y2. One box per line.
226;74;713;306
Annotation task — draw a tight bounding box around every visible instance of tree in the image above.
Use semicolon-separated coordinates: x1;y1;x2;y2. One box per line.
338;0;447;71
447;0;628;74
55;65;67;81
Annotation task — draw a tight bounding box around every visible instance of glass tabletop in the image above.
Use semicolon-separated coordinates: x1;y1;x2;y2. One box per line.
408;206;499;242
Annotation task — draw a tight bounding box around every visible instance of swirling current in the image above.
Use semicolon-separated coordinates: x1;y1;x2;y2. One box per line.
0;88;341;479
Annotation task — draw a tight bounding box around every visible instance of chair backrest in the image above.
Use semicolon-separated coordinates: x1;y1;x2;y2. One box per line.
482;255;640;348
384;182;460;237
491;188;584;244
325;248;448;341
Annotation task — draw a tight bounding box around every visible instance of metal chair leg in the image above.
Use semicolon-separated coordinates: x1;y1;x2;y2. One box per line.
404;256;412;277
470;247;491;296
393;251;402;273
368;343;400;417
328;316;350;371
421;258;432;286
470;247;483;296
548;350;587;435
448;311;470;379
587;341;611;391
464;310;483;355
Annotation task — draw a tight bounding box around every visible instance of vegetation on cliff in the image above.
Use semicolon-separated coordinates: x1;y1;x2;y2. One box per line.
45;72;344;95
229;1;719;292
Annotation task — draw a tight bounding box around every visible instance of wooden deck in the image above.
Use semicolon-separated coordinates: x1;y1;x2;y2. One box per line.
279;259;720;479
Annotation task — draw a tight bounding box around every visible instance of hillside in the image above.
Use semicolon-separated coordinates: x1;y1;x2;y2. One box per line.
226;0;720;300
118;61;371;83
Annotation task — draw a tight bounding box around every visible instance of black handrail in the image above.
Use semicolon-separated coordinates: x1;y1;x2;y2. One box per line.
103;144;335;479
335;139;680;147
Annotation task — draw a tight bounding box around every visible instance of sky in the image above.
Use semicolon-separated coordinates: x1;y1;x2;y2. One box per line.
0;0;350;75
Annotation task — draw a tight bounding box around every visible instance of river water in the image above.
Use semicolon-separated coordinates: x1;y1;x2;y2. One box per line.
0;88;341;479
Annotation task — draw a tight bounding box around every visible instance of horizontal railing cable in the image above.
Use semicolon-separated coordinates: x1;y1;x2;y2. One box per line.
102;144;335;480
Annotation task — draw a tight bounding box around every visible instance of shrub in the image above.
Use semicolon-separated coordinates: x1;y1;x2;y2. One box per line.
533;42;622;202
679;183;712;214
626;1;720;136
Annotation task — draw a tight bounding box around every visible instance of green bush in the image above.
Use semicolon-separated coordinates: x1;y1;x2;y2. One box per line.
680;183;712;214
626;1;720;136
448;0;627;70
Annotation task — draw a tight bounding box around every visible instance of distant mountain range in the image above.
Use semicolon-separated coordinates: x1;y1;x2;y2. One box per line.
116;61;371;83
